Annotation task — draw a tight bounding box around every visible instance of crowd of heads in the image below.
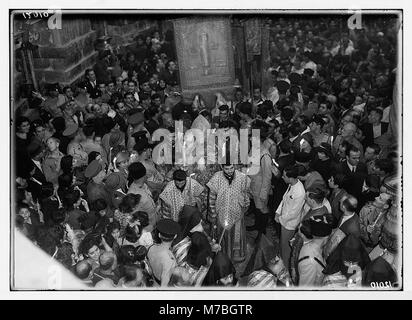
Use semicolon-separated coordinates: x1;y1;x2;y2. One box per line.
13;15;400;289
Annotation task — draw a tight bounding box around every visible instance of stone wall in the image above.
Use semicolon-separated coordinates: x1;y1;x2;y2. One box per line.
14;18;98;87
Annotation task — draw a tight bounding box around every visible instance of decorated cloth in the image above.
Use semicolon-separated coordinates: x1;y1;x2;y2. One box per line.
179;261;211;287
172;236;191;266
359;202;388;248
247;270;277;288
207;170;250;262
160;178;205;222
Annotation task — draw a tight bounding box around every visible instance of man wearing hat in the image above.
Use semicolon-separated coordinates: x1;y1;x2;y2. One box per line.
126;111;148;152
127;162;157;226
85;160;111;207
159;169;204;222
147;218;181;286
133;138;165;195
104;172;127;209
295;214;333;286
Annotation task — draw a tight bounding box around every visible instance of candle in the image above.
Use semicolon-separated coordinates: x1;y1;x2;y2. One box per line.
299;139;305;151
330;135;334;147
218;220;229;245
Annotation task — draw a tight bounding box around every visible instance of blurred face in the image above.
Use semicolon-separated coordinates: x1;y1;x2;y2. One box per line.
125;94;134;104
87;245;100;262
87;71;96;82
161;113;174;128
174;180;186;189
341;124;354;138
98;84;106;93
317;151;328;161
364;147;378;161
107;82;115;93
153;97;161;107
19;121;31;134
117;102;127;114
168;61;176;71
19;207;31;220
219;273;234;286
368;110;381;124
111;228;120;239
94;136;102;145
219;110;229;121
47;138;59;152
35;125;46;139
253;89;261;99
318;104;328;114
347;150;361;166
235;91;243;101
65;88;73;98
128;82;136;92
142;82;151;93
328;176;337;189
222;165;235;177
116;77;122;87
373;192;390;208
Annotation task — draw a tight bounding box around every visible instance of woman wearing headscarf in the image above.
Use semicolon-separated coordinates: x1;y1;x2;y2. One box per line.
322;234;371;288
203;251;237;287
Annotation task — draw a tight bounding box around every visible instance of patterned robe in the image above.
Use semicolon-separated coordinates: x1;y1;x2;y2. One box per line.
159;177;205;222
207;170;250;263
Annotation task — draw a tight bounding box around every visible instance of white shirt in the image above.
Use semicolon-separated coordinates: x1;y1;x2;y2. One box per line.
276;180;306;231
347;161;357;173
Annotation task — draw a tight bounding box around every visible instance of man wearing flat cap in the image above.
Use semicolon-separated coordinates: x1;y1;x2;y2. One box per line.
86;160;111;207
159;169;204;222
295;214;333;286
147;218;181;287
127;162;158;226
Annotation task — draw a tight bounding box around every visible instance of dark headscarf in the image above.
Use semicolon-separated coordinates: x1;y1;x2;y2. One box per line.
323;234;371;276
203;251;237;286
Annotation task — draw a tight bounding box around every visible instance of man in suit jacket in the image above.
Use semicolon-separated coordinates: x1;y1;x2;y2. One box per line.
323;195;361;259
361;108;388;148
335;144;367;202
27;144;48;202
83;69;100;99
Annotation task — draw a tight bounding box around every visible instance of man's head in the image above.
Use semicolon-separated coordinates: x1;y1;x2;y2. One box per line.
340;195;358;214
99;251;117;272
346;145;361;167
305;187;327;208
86;69;96;82
282;165;300;184
341;122;357;139
173;169;187;189
219;105;230;121
75;260;93;280
81;238;100;262
368;108;383;125
364;144;381;162
373;192;391;209
222;164;235;177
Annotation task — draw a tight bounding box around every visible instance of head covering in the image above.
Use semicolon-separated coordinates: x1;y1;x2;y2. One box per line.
308;214;333;237
128;162;146;182
133;137;150;153
276;80;290;93
173;169;187;182
84;160;103;178
382;175;398;198
289;72;302;86
362;256;397;287
315;143;333;159
323;234;371;276
204;251;236;286
104;172;123;191
128;112;145;125
63;123;79;137
156;218;181;240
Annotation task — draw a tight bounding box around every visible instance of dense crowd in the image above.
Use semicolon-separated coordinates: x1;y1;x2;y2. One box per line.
13;16;400;289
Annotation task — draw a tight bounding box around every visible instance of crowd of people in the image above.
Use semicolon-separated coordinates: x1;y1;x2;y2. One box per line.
13;16;401;289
